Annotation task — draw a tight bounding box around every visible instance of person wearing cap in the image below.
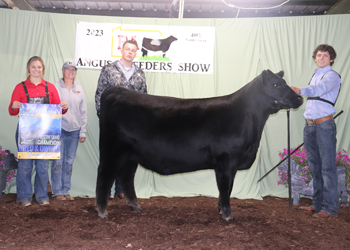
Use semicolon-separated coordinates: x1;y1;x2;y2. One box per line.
95;40;147;199
51;61;87;201
291;44;341;218
9;56;68;207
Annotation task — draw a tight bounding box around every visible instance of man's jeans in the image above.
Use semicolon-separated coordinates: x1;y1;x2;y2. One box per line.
51;129;80;195
304;119;339;217
110;178;123;197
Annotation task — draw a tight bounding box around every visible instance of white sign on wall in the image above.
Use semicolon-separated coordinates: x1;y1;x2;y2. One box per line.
75;22;215;74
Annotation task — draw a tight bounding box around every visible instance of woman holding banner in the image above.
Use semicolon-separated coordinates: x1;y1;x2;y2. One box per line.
51;61;87;201
8;56;68;207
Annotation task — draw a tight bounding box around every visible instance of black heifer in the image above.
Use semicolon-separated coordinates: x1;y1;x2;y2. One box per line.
96;70;303;221
141;35;177;58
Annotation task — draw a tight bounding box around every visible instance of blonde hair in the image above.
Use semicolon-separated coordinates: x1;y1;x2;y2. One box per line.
26;56;45;77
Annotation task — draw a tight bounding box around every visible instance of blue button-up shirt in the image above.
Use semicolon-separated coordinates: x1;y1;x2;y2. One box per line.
300;66;341;119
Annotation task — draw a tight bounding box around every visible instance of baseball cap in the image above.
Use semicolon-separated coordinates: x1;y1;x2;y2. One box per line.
62;61;77;71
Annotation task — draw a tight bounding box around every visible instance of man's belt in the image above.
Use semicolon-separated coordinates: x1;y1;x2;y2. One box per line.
305;115;333;126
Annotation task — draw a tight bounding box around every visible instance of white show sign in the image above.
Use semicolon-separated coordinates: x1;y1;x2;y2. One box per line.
75;22;215;74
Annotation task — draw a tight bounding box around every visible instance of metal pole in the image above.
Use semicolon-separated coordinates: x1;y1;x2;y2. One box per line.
169;0;178;18
287;110;292;210
178;0;184;18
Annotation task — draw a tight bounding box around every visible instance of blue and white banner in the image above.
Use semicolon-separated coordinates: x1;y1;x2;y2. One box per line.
75;22;215;74
18;104;62;159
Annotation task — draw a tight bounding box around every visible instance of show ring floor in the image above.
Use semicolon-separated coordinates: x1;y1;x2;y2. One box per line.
0;194;349;249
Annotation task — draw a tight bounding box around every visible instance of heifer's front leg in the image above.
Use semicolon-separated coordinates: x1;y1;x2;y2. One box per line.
214;155;237;221
216;174;235;221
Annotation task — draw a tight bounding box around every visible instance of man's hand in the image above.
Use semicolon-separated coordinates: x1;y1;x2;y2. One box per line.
290;86;301;95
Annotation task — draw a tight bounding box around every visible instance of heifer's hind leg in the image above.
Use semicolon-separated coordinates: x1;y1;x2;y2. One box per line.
96;124;124;219
214;154;237;221
96;150;134;218
96;162;115;219
118;158;142;212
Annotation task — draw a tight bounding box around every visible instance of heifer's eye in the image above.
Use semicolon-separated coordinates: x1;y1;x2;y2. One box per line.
273;84;278;87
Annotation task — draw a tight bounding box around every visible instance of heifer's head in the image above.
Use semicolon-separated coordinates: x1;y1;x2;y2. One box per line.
259;70;303;111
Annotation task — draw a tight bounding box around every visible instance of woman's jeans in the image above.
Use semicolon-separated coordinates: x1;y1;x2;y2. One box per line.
51;129;80;196
15;126;49;203
304;119;339;217
16;159;50;203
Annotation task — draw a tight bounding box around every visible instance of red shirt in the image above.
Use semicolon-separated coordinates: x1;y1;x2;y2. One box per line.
8;78;66;115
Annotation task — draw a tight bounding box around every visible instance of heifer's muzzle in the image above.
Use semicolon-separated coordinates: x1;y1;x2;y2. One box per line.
259;87;292;108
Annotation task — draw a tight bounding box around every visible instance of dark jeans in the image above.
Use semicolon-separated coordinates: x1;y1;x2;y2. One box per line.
109;178;123;197
304;119;338;217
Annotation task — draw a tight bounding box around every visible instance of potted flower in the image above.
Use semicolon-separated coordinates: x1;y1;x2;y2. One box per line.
0;145;18;200
277;146;350;207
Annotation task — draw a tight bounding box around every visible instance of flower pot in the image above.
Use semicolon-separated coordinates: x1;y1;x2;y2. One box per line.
337;166;348;203
278;159;348;204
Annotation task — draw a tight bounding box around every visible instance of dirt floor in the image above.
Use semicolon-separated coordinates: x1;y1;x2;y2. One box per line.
0;193;349;250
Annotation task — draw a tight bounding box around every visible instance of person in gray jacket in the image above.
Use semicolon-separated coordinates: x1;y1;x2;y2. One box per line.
95;40;147;199
95;40;147;117
52;61;88;201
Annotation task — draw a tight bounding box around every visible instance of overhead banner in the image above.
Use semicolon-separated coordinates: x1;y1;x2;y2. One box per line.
18;103;62;160
75;22;215;74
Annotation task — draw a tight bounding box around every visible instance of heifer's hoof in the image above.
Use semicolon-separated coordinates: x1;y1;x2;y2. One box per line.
219;208;233;221
128;201;143;213
132;206;143;213
96;207;108;219
222;214;233;222
99;214;108;219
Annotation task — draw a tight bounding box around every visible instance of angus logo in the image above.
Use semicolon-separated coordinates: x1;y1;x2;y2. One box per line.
141;36;178;60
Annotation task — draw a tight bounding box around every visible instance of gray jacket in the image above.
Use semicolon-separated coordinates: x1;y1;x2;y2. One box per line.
95;60;147;117
54;79;88;138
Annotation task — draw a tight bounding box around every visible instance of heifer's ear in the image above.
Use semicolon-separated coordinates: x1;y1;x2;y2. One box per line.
262;69;270;79
276;71;284;78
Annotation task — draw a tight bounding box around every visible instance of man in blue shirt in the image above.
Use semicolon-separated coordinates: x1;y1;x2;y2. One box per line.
291;44;341;218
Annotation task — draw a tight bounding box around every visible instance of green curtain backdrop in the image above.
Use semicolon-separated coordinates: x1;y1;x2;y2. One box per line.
1;9;349;199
